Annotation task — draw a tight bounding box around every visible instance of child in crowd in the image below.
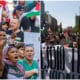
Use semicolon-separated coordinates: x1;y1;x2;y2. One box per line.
16;42;25;60
18;44;38;79
1;45;25;79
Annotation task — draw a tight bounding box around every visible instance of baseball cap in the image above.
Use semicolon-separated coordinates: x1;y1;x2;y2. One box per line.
15;5;23;11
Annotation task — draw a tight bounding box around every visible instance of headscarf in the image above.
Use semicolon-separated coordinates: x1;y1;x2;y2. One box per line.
2;46;25;77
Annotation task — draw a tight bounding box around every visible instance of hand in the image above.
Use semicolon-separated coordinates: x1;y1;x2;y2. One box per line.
25;69;38;78
32;69;38;74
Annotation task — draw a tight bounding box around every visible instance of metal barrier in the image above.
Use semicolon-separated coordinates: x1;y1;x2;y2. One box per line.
41;45;80;79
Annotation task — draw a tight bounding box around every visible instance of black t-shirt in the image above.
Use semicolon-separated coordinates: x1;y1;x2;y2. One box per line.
20;16;39;32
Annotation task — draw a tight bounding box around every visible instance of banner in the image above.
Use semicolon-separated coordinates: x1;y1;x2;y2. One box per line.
41;45;80;79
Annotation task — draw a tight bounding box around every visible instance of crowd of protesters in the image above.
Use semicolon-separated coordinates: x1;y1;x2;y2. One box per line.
41;24;80;79
41;24;80;48
0;0;40;79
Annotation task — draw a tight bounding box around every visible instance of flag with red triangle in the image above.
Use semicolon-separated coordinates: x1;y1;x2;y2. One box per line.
25;2;40;18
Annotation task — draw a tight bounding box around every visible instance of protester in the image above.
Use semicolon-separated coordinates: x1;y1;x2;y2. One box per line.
20;1;40;32
2;8;10;24
16;42;25;60
13;5;24;19
18;44;38;79
46;24;54;35
20;16;39;32
41;24;54;43
8;18;24;42
41;24;80;48
0;22;9;33
0;28;6;78
2;45;25;79
18;0;26;11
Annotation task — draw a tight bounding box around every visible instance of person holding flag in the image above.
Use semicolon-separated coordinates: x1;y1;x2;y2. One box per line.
20;1;40;32
0;0;12;23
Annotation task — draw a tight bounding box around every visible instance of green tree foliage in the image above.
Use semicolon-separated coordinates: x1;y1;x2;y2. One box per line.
73;25;80;32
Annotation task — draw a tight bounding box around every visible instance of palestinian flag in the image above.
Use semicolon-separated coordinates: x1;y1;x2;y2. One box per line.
0;0;6;22
25;2;40;18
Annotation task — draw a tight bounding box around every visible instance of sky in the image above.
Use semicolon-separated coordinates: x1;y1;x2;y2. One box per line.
44;1;80;29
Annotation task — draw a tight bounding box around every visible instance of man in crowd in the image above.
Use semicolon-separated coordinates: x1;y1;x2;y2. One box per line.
7;18;24;42
13;5;24;19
